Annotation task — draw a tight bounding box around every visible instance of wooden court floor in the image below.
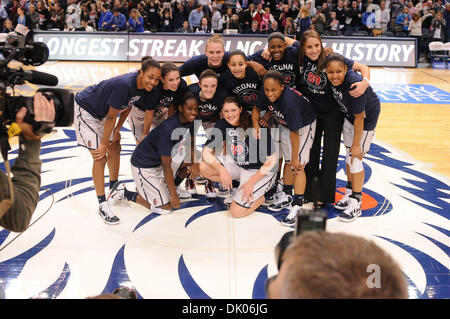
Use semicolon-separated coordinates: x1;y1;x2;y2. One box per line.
27;61;450;178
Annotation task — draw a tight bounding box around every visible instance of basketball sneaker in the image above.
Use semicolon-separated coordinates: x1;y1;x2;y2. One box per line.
108;182;125;202
185;178;197;195
268;191;293;212
263;181;283;206
204;180;217;198
177;186;192;199
339;197;362;222
217;183;229;196
151;206;173;215
334;195;352;211
281;205;301;227
195;176;207;184
99;201;120;225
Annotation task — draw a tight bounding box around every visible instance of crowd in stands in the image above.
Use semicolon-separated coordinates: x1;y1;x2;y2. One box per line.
0;0;449;58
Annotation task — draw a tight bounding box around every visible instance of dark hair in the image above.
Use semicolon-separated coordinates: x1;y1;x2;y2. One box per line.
176;92;198;113
263;70;284;86
161;62;180;78
229;50;247;61
112;287;138;299
268;32;285;43
222;96;251;131
298;30;327;75
326;53;347;67
198;69;219;83
141;56;161;72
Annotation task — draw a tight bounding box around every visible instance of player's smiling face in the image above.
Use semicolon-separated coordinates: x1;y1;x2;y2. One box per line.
221;101;241;126
303;37;322;62
139;66;161;91
206;42;225;68
228;54;247;79
264;78;284;103
268;38;286;61
161;70;181;91
326;60;347;87
179;98;199;123
199;77;218;100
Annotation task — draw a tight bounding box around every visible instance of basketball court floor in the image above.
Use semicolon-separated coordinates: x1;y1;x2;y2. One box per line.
0;61;448;299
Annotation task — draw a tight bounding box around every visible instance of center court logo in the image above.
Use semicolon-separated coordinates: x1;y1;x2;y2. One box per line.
0;127;448;299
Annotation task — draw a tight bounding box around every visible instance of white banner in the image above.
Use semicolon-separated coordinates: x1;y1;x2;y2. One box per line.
35;32;417;67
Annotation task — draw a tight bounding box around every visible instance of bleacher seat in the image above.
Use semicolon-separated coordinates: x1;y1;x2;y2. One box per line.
429;41;447;69
381;31;394;37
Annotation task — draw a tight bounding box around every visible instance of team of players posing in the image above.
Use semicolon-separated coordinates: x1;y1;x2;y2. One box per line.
73;31;380;227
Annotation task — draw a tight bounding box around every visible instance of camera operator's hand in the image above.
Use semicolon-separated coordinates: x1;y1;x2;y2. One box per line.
15;92;55;140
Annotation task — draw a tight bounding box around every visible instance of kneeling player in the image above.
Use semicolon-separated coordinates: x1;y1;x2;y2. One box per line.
109;93;200;214
199;97;278;218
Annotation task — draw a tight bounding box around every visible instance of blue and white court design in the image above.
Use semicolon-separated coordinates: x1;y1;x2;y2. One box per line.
0;123;448;299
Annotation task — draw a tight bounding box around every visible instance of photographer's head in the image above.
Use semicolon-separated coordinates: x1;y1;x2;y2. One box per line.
266;231;408;299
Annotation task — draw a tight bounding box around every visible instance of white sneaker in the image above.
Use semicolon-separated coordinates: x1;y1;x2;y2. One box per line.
177;186;192;199
204;180;217;198
224;188;237;206
99;201;120;225
108;182;125;202
339;197;362;222
281;205;301;227
268;191;293;212
334;195;352;211
152;206;173;215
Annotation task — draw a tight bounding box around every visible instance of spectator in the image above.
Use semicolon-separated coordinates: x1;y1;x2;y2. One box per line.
306;0;316;17
362;9;376;34
188;4;203;30
173;0;188;30
228;13;241;32
325;0;336;12
407;1;419;17
136;2;148;29
160;8;174;32
1;19;13;33
409;11;432;61
128;8;144;32
431;11;446;42
267;19;280;34
260;7;274;32
106;7;127;31
88;2;99;30
265;231;408;299
223;7;233;30
50;3;65;31
0;4;7;29
98;3;112;31
114;0;129;20
27;4;40;30
321;2;331;20
312;6;327;34
375;1;390;34
195;16;213;33
396;6;411;32
211;4;223;33
356;0;366;12
283;16;295;36
177;19;193;32
8;0;20;24
289;1;300;20
80;18;94;31
14;6;32;30
65;5;81;31
346;0;362;32
335;0;347;33
252;3;264;28
327;10;341;35
245;19;261;34
239;3;255;33
146;0;160;32
295;5;312;40
366;0;379;13
444;3;450;42
278;4;290;33
36;0;50;30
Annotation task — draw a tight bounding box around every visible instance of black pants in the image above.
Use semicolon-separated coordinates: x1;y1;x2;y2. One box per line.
304;110;344;204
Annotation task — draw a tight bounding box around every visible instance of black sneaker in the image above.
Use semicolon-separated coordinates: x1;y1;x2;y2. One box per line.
99;202;120;225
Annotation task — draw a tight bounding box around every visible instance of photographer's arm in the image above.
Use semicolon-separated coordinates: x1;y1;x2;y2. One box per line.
0;93;55;232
